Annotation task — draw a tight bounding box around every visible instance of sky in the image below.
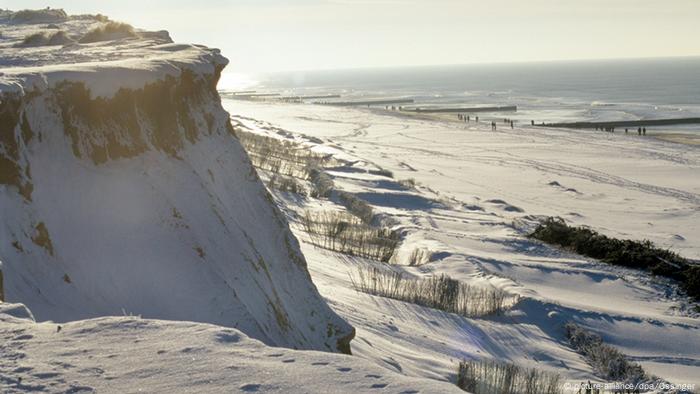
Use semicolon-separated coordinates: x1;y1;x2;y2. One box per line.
3;0;700;78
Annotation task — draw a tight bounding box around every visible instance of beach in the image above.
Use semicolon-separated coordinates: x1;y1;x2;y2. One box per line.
223;97;700;387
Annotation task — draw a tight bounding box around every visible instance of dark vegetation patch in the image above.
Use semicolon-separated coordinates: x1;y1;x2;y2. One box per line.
351;266;513;317
10;9;68;24
565;323;646;383
337;190;374;224
15;31;74;47
457;359;561;394
31;222;54;256
79;21;139;43
267;174;306;195
302;211;398;262
56;68;220;164
0;94;33;200
530;217;699;300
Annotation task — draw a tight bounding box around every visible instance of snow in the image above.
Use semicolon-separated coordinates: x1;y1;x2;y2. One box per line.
0;12;225;99
0;307;461;393
1;9;352;359
222;99;700;389
2;8;699;392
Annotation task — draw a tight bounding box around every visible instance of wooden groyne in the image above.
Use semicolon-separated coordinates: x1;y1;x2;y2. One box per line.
320;98;415;106
279;94;342;100
543;118;700;129
409;105;517;113
231;93;280;98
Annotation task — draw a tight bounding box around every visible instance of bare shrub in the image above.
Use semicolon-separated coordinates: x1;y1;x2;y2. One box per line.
79;21;139;43
15;31;74;47
565;323;646;383
369;168;394;178
399;178;417;189
308;166;334;198
302;211;398;262
457;359;562;394
235;129;327;179
337;191;374;224
350;266;514;317
268;174;306;195
406;248;431;266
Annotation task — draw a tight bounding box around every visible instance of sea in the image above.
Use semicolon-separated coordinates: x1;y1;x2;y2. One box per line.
235;56;700;134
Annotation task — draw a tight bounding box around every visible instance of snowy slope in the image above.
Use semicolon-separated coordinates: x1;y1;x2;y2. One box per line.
0;10;353;354
224;100;700;389
0;303;461;393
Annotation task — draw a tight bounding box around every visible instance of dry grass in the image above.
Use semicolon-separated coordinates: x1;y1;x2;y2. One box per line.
302;211;398;262
15;31;74;47
79;21;139;43
565;323;646;383
267;174;306;195
457;359;562;394
350;266;514;317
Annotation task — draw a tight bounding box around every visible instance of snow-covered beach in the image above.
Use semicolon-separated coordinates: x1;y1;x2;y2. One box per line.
222;97;700;388
2;6;699;394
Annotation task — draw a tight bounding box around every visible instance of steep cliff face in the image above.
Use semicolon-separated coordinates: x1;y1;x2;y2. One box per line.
0;11;353;353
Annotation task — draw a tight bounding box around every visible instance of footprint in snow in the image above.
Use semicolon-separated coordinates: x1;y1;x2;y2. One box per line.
311;361;329;366
282;359;295;363
337;367;352;372
371;383;388;389
365;374;381;379
266;353;284;358
12;334;34;341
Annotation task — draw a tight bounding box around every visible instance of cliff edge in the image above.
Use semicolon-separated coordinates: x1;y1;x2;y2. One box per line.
0;9;353;353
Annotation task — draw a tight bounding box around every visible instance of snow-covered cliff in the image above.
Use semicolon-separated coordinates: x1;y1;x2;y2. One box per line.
0;9;353;353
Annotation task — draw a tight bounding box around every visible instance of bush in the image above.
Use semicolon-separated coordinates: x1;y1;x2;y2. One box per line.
399;178;417;189
406;248;431;266
267;174;305;195
302;211;398;262
308;166;334;198
15;31;74;47
565;323;646;383
337;191;374;224
350;266;514;317
530;217;698;301
369;168;394;178
79;21;139;43
10;9;68;24
235;129;327;179
457;359;561;394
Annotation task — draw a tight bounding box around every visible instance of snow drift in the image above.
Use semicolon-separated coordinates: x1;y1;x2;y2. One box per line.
0;10;353;353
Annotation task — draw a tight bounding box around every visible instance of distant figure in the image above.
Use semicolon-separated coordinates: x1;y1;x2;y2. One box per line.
625;128;628;133
476;116;479;122
638;127;642;135
458;114;462;120
399;106;403;111
467;115;470;122
510;120;514;129
643;127;646;135
531;120;535;126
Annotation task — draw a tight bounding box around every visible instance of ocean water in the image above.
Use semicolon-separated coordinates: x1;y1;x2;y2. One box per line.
253;57;700;133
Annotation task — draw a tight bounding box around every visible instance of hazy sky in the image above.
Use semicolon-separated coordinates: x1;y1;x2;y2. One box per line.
3;0;700;75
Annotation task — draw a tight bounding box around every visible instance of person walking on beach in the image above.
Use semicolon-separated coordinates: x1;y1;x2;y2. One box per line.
467;115;470;122
625;128;628;134
638;127;642;135
510;120;514;129
643;127;646;135
531;120;534;126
